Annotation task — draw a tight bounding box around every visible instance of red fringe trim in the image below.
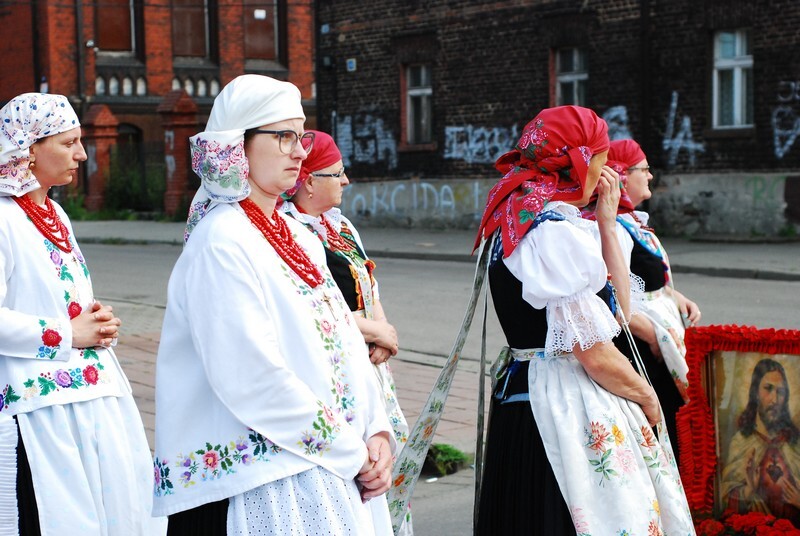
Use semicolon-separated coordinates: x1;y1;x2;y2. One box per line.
678;325;800;515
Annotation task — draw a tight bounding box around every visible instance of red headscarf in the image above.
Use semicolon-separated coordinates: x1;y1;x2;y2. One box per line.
474;106;609;255
580;138;645;220
283;130;343;199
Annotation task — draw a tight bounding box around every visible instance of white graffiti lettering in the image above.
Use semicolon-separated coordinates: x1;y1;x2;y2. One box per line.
771;106;800;159
602;106;632;141
342;180;488;219
443;125;518;164
662;91;705;167
777;81;800;103
336;114;398;169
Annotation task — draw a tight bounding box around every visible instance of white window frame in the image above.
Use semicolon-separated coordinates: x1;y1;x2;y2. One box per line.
555;48;588;106
712;29;753;128
406;64;433;145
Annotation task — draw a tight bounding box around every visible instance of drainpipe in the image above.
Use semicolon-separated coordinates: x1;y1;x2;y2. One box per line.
75;0;86;116
639;0;651;155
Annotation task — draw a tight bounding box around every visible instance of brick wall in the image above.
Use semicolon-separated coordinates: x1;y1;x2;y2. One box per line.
0;3;36;100
316;0;800;180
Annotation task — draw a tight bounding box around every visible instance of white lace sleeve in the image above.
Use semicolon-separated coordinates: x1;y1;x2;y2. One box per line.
545;287;621;356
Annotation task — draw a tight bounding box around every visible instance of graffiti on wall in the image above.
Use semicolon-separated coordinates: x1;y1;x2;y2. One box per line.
336;114;398;169
602;106;633;141
443;124;519;163
662;91;705;167
341;180;490;219
772;81;800;159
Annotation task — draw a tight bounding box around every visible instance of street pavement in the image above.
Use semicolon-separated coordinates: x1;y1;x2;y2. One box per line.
73;220;800;534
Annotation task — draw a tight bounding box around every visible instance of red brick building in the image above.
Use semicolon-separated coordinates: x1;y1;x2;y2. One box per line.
0;0;315;215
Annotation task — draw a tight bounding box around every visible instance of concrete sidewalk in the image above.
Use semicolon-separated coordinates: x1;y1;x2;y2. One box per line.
74;220;800;281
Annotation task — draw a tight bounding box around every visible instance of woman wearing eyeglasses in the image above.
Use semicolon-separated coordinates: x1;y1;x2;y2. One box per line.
280;134;410;507
154;76;395;535
582;138;701;464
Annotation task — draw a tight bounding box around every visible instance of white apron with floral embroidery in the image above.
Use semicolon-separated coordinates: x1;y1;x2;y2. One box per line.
0;197;164;534
527;352;695;535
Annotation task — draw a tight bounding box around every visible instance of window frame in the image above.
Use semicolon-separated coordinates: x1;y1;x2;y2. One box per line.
171;0;215;59
712;29;753;129
94;0;141;57
403;64;434;146
554;47;588;107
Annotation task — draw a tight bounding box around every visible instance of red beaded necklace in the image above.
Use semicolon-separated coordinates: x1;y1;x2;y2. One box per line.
240;198;324;288
13;195;73;252
629;211;654;232
319;215;354;253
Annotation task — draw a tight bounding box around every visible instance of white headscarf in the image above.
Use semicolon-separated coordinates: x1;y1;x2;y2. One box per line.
0;93;81;197
184;75;305;242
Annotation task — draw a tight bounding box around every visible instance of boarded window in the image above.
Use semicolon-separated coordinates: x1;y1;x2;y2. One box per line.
96;0;133;52
173;0;208;57
245;4;278;60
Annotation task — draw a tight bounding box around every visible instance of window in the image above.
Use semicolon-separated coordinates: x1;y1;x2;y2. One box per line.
245;2;284;60
172;0;211;58
405;65;433;145
95;0;135;52
713;30;753;128
555;48;588;106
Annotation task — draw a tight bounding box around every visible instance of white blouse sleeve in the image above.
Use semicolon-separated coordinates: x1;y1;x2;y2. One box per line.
504;219;621;356
0;220;72;361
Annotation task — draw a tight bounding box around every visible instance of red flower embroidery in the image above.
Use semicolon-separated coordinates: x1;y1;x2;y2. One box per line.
203;451;219;470
67;302;82;319
82;365;99;385
41;329;62;348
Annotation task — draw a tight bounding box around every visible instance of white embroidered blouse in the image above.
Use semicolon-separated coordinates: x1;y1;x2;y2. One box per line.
0;197;128;416
153;203;393;516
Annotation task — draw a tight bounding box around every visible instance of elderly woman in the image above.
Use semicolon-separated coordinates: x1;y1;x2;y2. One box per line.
475;106;694;535
153;75;395;535
583;138;701;462
0;94;164;534
280;131;412;534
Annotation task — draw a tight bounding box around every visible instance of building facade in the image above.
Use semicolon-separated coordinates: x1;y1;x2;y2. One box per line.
315;0;800;237
1;0;315;215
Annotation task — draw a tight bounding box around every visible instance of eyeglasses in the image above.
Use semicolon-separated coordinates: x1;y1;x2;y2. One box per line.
311;167;346;178
251;129;315;155
628;166;652;173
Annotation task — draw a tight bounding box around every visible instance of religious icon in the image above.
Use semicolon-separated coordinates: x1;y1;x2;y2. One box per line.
710;351;800;525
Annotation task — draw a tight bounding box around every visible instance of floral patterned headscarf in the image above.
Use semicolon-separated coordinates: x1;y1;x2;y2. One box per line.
580;139;645;220
0;93;80;197
282;130;342;200
184;74;305;242
474;105;609;256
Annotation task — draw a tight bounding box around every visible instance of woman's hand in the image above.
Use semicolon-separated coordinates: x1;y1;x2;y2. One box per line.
364;319;399;355
641;390;662;427
71;300;121;348
594;166;621;228
358;432;393;500
369;344;393;365
672;289;701;327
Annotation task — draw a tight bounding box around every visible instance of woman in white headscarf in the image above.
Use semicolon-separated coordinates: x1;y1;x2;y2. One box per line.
0;93;165;535
153;75;395;535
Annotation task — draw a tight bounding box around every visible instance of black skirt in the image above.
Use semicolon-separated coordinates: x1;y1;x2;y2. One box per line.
167;498;229;536
476;360;576;536
16;418;41;536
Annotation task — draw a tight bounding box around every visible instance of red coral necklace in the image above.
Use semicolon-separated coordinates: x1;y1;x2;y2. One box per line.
240;198;323;287
319;215;354;252
13;195;73;253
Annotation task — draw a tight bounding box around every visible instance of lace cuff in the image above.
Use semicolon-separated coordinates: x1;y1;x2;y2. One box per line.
629;272;646;315
545;287;621;357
